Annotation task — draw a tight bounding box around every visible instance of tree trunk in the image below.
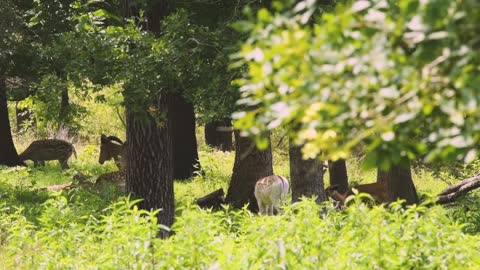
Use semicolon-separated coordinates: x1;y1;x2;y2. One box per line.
15;101;33;133
0;76;25;166
289;140;326;204
204;118;234;151
169;94;200;180
225;131;273;212
384;160;418;205
328;159;349;194
377;168;390;183
58;85;70;128
125;93;174;238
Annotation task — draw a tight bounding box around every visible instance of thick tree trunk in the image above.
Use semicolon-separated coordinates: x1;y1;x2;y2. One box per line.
289;140;326;204
126;93;174;238
225;131;273;212
377;168;390;183
169;94;200;180
384;160;418;205
328;159;349;194
0;76;24;166
204;118;234;151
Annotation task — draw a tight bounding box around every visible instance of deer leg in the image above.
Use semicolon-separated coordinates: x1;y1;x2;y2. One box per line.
257;200;265;215
60;159;69;169
272;198;282;215
267;205;273;216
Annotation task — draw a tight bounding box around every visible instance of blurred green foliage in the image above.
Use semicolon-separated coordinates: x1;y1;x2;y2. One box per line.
234;0;480;170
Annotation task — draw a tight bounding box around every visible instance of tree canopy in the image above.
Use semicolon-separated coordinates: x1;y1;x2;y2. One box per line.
234;0;480;170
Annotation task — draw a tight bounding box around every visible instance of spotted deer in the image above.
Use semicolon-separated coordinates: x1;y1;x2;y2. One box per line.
325;182;388;207
254;175;289;215
99;134;126;170
95;171;126;192
19;139;76;169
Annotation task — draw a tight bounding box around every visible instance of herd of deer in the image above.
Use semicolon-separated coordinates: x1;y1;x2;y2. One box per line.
18;135;126;191
18;136;387;214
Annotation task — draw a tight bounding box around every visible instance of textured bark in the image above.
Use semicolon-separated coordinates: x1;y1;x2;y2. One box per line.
328;160;349;194
126;93;174;238
289;141;326;204
204;118;233;151
0;76;25;166
384;161;418;205
225;131;273;212
169;94;200;180
377;168;390;183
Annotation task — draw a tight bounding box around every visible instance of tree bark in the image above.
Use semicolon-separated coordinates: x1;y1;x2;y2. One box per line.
0;76;25;166
289;140;326;204
328;159;349;194
169;94;200;180
377;167;390;183
225;131;273;212
384;160;419;205
204;118;234;151
58;85;70;128
126;93;174;238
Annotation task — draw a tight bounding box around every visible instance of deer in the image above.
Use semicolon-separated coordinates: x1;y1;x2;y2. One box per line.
19;139;77;169
99;134;126;170
325;181;388;208
254;175;289;215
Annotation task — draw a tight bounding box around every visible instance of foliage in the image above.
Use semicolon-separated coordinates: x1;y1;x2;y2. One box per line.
1;194;480;269
234;0;480;169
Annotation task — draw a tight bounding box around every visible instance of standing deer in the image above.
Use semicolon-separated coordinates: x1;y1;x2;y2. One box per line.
99;134;126;170
19;139;76;169
254;175;289;215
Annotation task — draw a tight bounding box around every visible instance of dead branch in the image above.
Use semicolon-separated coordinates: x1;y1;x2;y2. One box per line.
437;175;480;204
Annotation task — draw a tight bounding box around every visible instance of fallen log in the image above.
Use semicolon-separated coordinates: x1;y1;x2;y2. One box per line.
437;175;480;204
39;182;74;192
196;188;225;210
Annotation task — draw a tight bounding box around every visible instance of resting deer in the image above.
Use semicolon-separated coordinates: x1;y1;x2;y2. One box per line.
254;175;289;215
325;182;388;207
99;134;126;170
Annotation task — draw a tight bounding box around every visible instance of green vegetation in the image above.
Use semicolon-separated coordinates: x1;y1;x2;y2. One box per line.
2;0;480;268
1;135;480;268
235;0;480;168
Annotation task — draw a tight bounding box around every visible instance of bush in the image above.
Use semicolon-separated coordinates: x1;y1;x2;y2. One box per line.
1;196;479;269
